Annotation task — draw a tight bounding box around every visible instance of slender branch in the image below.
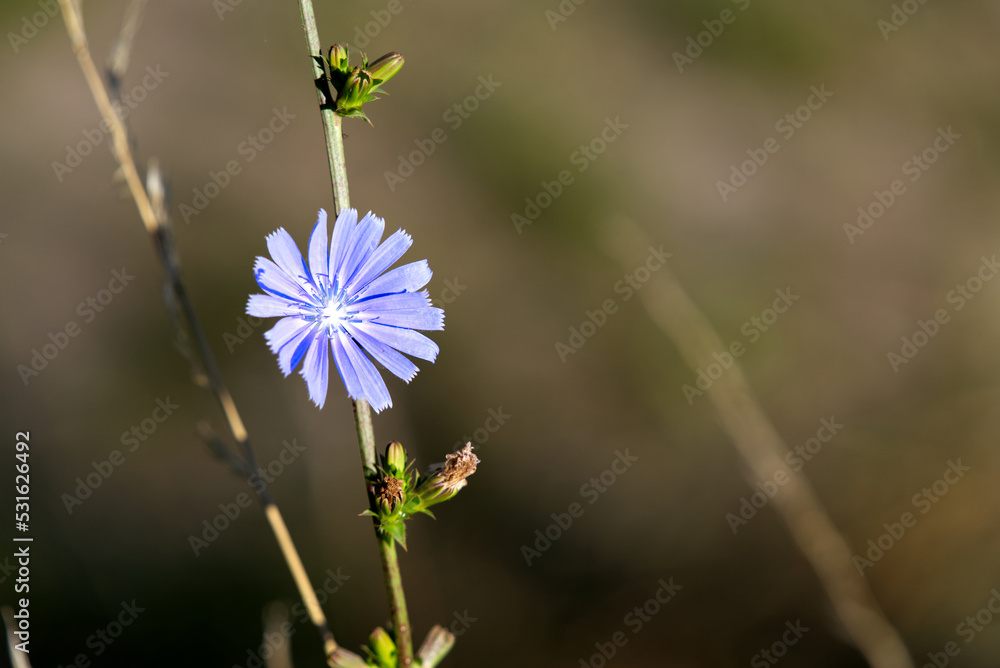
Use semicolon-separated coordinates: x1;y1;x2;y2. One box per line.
106;0;147;91
604;218;914;668
295;1;415;662
58;0;156;235
57;2;350;663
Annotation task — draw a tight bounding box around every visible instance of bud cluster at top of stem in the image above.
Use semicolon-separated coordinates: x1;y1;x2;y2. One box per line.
315;43;404;124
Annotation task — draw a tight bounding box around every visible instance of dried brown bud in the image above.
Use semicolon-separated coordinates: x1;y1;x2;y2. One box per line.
422;443;479;499
440;443;479;483
374;475;405;510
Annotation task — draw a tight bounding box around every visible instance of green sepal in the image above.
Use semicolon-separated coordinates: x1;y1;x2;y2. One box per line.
337;108;372;125
381;520;407;550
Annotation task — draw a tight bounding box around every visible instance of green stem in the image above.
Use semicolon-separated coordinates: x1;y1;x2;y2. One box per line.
352;399;377;473
295;1;414;663
378;535;414;664
297;0;350;213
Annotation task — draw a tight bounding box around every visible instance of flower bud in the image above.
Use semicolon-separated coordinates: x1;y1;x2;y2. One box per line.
385;441;406;476
337;67;373;111
364;626;396;667
328;43;350;73
367;52;404;83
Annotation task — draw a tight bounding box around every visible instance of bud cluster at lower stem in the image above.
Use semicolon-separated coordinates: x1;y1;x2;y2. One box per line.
363;442;479;550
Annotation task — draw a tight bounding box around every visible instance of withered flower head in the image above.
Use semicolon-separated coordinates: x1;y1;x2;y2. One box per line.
438;443;479;487
374;475;405;511
420;443;479;500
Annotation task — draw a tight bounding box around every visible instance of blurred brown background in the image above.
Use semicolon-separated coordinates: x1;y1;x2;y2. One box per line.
2;0;1000;666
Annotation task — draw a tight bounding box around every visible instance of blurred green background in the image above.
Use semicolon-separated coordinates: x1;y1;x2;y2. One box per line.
3;0;1000;666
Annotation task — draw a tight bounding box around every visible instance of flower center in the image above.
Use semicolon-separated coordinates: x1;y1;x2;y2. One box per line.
319;297;347;331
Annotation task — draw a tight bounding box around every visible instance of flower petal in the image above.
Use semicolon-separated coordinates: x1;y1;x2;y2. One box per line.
308;209;329;289
344;322;419;382
329;208;359;285
330;334;362;402
267;228;311;290
337;212;385;290
300;330;330;408
355;260;432;301
354;322;439;362
347;290;431;320
247;294;304;318
254;257;312;303
367;308;444;330
264;317;314;376
344;228;412;294
330;332;392;411
348;290;433;317
339;332;392;412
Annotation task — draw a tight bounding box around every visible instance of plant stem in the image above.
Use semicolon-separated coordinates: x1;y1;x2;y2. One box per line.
57;0;348;663
378;535;414;663
604;218;914;668
295;1;415;663
296;0;350;213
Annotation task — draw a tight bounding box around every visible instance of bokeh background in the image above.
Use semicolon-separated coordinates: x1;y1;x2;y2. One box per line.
3;0;1000;666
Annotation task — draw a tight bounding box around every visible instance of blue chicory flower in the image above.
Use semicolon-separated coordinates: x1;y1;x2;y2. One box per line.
246;208;444;411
